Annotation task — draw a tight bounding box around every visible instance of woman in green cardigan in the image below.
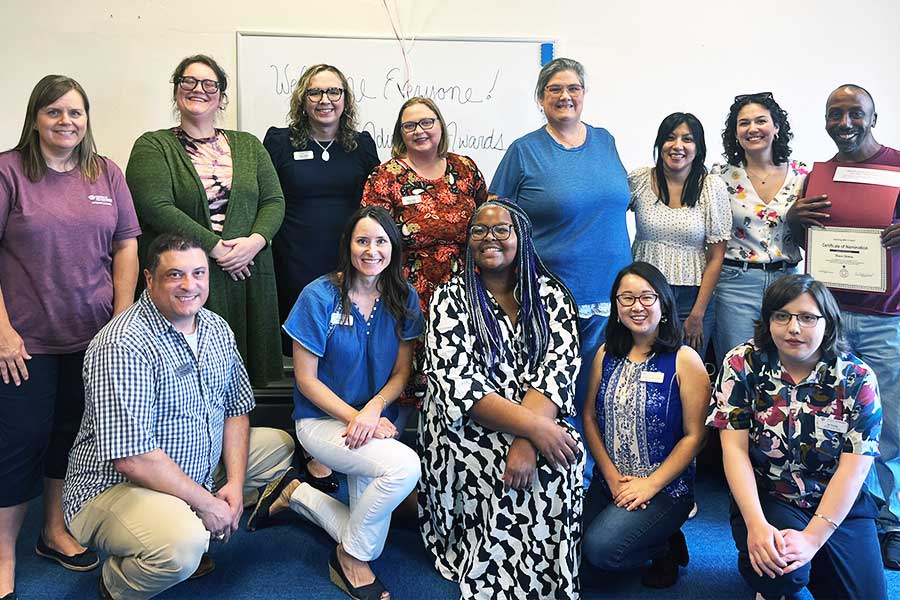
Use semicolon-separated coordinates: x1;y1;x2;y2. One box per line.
126;54;285;386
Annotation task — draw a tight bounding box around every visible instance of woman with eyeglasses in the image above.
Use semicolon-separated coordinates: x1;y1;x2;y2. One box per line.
708;274;886;600
0;75;140;598
490;57;632;485
264;64;379;493
126;54;285;387
581;262;709;588
419;199;583;599
362;96;487;419
628;113;731;358
713;92;809;366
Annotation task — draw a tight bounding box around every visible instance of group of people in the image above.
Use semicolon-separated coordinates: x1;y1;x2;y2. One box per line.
0;51;897;600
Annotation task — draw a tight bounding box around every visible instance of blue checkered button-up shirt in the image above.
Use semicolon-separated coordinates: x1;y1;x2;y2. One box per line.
63;291;255;523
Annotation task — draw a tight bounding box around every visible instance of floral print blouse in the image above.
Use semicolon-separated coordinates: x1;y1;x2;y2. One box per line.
707;341;881;508
713;160;809;265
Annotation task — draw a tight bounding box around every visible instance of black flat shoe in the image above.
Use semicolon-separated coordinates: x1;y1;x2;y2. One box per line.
301;455;340;494
1;591;17;600
188;553;216;580
247;467;301;531
641;529;689;589
328;547;388;600
35;535;99;571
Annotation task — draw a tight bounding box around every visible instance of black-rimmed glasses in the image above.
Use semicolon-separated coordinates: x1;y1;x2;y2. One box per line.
176;76;221;94
469;223;514;241
616;293;659;307
734;91;774;103
770;311;824;328
306;87;344;102
400;118;437;133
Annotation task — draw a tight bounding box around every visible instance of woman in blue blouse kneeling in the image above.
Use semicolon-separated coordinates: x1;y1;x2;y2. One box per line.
582;261;710;588
246;206;423;600
708;274;886;600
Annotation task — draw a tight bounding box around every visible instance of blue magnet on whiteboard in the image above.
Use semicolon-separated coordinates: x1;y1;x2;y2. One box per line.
541;43;554;66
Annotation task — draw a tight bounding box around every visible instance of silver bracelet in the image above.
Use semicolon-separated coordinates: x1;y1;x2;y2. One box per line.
813;512;839;531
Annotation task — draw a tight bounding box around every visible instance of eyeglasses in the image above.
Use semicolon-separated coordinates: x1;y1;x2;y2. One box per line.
176;77;221;94
400;118;437;133
770;310;824;328
616;293;659;307
544;84;584;97
734;91;774;103
469;223;514;240
306;87;344;102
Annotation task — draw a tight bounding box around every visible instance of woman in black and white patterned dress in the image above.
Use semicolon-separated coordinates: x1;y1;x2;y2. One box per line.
418;199;584;599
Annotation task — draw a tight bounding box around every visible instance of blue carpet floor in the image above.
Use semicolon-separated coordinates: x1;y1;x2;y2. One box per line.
13;472;900;599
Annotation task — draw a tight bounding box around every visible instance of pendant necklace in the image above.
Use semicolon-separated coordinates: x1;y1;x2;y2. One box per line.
313;139;336;162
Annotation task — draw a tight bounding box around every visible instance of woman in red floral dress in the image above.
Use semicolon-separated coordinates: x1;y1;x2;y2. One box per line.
362;96;487;417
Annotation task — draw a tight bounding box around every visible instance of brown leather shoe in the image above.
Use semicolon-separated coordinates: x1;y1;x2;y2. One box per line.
188;553;216;580
98;575;113;600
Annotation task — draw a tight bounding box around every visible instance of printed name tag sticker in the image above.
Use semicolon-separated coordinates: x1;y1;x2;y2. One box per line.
401;194;422;206
293;151;314;161
330;312;353;326
816;415;849;434
639;371;665;384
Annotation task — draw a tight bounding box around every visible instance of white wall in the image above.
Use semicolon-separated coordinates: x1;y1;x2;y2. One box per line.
2;0;898;174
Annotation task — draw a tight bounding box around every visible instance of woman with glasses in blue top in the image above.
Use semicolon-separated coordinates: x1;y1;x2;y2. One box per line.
246;206;423;600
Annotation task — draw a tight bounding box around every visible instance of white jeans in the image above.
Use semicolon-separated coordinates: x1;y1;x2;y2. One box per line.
293;417;420;561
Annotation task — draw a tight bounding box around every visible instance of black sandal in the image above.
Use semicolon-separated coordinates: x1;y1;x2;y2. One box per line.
328;547;388;600
301;454;340;494
246;467;300;531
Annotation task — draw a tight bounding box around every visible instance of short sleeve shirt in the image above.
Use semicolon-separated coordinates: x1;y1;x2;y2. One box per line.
283;276;424;420
707;341;881;508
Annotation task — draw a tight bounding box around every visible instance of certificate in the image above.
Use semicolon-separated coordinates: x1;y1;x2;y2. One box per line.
806;226;887;293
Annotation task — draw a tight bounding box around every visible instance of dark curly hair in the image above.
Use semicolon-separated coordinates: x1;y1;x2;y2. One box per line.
722;94;793;166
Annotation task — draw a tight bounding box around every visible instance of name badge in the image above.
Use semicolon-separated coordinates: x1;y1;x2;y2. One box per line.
293;151;314;161
401;194;422;206
175;362;194;377
640;370;665;384
330;312;353;326
816;415;849;434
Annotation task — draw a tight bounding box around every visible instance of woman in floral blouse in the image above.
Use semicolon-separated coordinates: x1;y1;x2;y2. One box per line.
362;96;487;418
713;93;808;365
708;274;886;600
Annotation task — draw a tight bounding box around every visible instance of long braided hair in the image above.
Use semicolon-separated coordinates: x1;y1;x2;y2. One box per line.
464;199;576;378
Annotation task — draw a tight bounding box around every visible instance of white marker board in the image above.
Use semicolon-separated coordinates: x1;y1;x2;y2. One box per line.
236;33;553;180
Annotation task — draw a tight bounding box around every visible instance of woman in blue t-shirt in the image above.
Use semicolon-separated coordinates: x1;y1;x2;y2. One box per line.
246;205;423;600
582;262;709;588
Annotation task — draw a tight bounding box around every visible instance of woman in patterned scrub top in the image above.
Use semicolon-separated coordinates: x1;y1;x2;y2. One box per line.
709;274;886;600
419;200;583;599
361;96;487;420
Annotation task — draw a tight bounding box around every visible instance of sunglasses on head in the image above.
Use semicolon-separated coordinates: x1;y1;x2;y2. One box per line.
734;92;774;103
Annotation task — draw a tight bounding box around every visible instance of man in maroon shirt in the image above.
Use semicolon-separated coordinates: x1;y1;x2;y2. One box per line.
789;84;900;570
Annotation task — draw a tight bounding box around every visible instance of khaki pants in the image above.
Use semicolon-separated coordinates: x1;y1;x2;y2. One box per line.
69;427;294;599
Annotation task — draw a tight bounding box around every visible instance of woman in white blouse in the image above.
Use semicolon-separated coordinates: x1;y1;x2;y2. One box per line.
628;112;731;358
712;93;809;364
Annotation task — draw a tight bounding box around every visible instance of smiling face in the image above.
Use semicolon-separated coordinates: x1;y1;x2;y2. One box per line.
469;206;518;275
175;62;222;124
735;103;779;155
540;69;584;128
349;216;392;279
35;89;87;160
615;274;662;338
770;292;826;373
826;87;877;159
145;248;210;333
304;69;345;133
399;102;442;158
661;122;697;175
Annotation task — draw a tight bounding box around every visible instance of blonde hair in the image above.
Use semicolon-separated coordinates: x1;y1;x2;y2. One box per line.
288;64;359;152
390;96;449;158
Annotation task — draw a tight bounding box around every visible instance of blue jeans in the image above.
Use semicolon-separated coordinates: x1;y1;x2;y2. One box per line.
844;310;900;532
729;492;886;600
671;285;715;360
582;477;693;570
713;263;797;366
573;313;608;487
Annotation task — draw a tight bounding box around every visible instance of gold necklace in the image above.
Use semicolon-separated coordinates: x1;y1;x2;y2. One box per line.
746;166;779;185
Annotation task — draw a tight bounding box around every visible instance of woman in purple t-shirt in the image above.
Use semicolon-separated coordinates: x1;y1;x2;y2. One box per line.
0;75;140;596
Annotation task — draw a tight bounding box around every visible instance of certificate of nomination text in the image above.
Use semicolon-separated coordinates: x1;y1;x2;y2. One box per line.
807;227;887;293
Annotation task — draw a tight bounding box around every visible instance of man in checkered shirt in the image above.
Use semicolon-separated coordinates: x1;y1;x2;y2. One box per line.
63;233;295;599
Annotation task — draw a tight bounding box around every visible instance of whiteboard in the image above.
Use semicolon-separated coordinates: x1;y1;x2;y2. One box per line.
236;33;553;180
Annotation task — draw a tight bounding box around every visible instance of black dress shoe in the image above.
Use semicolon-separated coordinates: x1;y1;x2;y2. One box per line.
188;553;216;580
328;547;388;600
882;531;900;570
247;467;301;531
301;455;340;494
35;535;100;571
